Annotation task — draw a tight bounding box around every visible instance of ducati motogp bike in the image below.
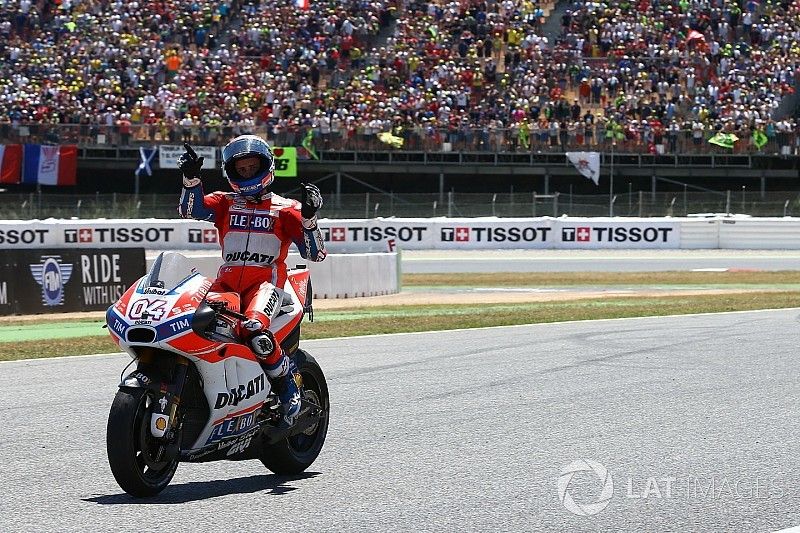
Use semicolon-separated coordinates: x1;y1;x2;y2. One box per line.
104;251;329;497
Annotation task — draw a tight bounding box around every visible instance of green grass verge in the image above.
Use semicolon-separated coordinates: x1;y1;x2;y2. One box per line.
403;271;800;286
3;291;799;362
0;336;121;361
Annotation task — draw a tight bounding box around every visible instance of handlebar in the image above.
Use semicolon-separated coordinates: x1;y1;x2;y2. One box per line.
206;300;248;322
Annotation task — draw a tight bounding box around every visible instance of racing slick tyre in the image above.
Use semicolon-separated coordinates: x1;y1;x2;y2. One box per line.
107;387;179;497
261;350;330;474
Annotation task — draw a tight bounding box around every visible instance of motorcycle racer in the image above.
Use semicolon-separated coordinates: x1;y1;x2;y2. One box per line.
177;136;326;424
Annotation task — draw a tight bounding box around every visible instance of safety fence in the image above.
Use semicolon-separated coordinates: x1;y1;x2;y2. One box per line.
1;123;798;157
2;192;800;220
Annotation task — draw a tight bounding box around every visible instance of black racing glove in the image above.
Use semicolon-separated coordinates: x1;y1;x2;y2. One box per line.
300;182;323;220
178;142;204;187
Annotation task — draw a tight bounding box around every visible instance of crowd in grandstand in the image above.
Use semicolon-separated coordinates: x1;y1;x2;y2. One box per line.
0;0;798;155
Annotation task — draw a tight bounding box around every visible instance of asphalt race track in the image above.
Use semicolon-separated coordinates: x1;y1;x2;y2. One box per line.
3;309;800;532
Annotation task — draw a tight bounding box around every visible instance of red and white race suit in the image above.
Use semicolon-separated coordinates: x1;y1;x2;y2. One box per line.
179;185;326;359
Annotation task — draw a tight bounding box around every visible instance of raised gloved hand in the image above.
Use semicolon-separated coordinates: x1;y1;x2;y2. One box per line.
300;182;323;221
178;142;204;187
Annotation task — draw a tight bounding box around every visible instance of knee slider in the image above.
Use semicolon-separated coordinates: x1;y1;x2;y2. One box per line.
249;330;279;360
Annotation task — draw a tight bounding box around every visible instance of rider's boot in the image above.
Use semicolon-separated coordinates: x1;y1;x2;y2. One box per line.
245;327;301;424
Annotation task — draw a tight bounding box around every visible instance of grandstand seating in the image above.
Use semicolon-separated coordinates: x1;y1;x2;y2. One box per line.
0;0;797;155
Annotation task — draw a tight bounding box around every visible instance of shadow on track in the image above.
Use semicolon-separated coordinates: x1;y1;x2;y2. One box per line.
83;472;320;504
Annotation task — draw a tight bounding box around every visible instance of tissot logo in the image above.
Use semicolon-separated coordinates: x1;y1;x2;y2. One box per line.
562;227;591;242
562;226;673;243
329;227;346;241
65;228;94;243
0;229;48;244
188;228;218;243
323;226;426;242
64;228;173;243
442;226;550;243
441;227;471;242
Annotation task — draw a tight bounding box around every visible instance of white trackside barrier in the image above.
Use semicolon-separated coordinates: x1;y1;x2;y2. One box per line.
316;216;800;251
145;252;400;299
6;216;800;250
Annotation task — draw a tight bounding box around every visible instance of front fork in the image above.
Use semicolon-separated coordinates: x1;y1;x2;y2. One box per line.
150;356;189;439
120;351;190;439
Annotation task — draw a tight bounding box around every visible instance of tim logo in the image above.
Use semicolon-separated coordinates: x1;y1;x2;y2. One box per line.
64;228;93;243
30;256;73;306
188;228;218;243
441;227;470;242
562;227;591;242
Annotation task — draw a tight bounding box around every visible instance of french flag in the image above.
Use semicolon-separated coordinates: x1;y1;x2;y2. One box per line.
23;145;78;186
295;0;310;10
0;144;23;184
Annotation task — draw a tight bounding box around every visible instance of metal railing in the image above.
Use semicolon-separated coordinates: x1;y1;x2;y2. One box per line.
1;123;798;157
3;191;800;220
67;145;799;171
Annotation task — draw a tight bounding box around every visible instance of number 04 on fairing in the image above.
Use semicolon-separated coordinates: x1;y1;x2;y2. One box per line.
104;252;329;497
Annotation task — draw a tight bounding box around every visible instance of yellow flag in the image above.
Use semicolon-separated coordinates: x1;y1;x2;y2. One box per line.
378;132;404;149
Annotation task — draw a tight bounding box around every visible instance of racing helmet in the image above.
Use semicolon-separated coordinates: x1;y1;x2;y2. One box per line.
221;135;275;196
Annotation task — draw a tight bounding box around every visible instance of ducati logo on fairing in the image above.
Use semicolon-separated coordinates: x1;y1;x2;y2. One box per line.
214;374;266;409
30;256;73;306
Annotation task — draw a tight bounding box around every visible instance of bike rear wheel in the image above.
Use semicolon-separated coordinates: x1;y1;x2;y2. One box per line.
260;350;330;474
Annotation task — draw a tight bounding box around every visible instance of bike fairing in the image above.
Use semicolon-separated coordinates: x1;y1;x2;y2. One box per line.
105;253;314;428
104;255;329;489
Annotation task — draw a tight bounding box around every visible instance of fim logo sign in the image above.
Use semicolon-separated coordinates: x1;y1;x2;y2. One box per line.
562;226;591;242
558;459;614;516
30;256;73;306
188;228;218;244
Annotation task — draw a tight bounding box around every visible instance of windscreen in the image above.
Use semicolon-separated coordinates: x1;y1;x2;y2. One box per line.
142;252;197;292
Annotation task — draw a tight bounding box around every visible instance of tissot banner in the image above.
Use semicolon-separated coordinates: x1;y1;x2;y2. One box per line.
0;220;219;249
555;219;680;249
314;218;680;251
0;218;683;251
